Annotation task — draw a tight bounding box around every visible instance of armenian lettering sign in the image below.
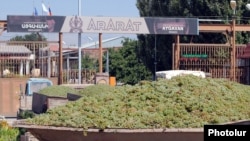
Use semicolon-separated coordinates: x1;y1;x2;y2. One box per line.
7;16;66;33
7;15;199;35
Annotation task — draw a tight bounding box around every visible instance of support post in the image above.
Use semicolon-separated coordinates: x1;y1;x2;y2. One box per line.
154;34;157;81
58;32;63;85
231;18;236;81
174;35;180;70
232;18;236;81
99;33;103;73
78;0;82;84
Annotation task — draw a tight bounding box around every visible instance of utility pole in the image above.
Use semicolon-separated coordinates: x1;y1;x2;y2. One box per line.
78;0;82;84
230;0;236;81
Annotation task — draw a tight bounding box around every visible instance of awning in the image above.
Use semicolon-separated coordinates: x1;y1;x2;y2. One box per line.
0;45;31;54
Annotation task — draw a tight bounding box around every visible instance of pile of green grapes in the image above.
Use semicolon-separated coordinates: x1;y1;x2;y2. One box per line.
38;85;79;97
26;75;250;129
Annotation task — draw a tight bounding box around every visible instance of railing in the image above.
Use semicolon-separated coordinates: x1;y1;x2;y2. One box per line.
63;69;96;84
174;43;249;84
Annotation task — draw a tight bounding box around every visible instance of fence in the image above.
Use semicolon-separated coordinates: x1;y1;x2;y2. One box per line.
0;41;96;84
174;43;250;84
0;41;57;77
63;69;96;84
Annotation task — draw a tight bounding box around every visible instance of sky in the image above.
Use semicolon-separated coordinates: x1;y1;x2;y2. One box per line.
0;0;140;46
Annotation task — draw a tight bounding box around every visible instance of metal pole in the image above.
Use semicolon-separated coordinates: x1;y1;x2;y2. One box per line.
232;17;236;81
230;0;236;81
173;35;180;70
154;34;157;81
47;47;51;78
58;32;63;85
41;46;43;76
78;0;82;84
67;55;69;84
106;50;109;73
99;33;103;73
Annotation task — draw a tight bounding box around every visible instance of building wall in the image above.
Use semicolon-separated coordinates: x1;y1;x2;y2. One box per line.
0;77;58;117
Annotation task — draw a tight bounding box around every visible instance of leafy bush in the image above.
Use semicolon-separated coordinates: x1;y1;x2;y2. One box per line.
18;110;36;119
0;120;19;141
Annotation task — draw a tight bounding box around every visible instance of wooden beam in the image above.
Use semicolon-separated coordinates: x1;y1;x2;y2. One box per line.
234;24;250;31
199;23;250;32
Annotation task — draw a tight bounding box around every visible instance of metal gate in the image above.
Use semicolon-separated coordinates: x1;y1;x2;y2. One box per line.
173;43;249;84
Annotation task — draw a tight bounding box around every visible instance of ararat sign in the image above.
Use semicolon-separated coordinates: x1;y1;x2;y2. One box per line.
7;15;199;35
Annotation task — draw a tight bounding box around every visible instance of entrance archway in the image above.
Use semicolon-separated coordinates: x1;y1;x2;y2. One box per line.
4;16;199;84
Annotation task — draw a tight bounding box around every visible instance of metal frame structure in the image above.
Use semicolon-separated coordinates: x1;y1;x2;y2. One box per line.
174;22;250;82
2;19;250;83
173;43;248;83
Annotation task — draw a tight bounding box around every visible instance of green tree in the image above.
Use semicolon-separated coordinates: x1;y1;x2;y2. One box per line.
8;32;47;48
107;38;152;85
9;32;46;41
82;54;98;70
136;0;250;71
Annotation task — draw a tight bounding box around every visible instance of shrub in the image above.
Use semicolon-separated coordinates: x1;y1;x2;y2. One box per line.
0;120;19;141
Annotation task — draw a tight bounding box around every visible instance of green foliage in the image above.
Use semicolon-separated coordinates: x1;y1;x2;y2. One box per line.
8;33;48;48
0;121;19;141
107;38;152;85
26;75;250;129
82;54;98;70
9;33;46;41
16;110;36;138
38;85;79;97
17;110;36;119
136;0;250;71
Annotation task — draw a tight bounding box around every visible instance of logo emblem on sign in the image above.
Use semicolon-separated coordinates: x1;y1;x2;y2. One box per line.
69;16;83;32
